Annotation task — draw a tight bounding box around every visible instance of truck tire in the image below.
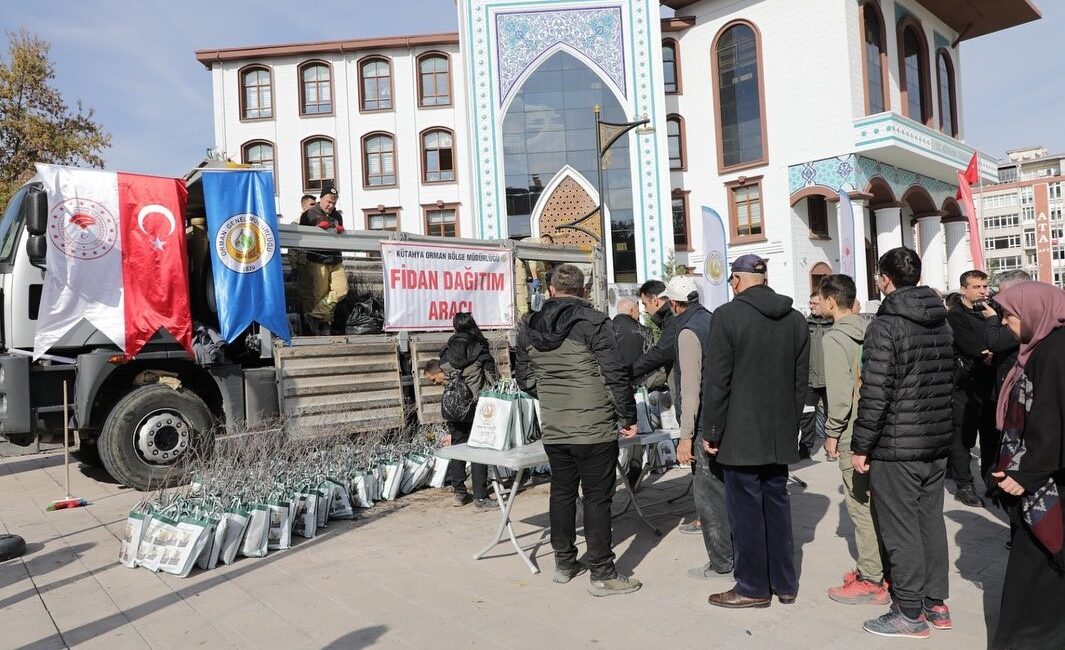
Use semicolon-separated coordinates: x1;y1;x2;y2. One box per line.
98;384;215;491
0;534;26;561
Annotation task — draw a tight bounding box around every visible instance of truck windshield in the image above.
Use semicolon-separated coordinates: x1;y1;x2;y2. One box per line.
0;185;29;266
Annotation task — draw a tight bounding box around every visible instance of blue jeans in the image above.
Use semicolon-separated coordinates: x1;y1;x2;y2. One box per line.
723;464;797;599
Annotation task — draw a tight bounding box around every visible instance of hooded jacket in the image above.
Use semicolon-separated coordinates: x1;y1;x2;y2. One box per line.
700;284;810;466
822;314;868;467
514;297;636;444
440;331;499;400
851;286;954;461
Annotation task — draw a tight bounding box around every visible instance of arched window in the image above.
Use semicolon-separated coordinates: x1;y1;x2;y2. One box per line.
860;1;888;114
360;57;393;111
418;53;451;107
239;66;272;120
662;39;680;94
242;140;276;188
666;115;685;170
713;21;767;172
897;19;931;125
937;50;958;137
421;129;455;183
301;137;335;191
363;133;396;187
298;61;332;115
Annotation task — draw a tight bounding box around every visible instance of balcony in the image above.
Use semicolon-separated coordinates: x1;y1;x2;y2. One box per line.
854;112;998;184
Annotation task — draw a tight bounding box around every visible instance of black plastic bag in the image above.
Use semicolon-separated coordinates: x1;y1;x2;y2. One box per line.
345;298;384;335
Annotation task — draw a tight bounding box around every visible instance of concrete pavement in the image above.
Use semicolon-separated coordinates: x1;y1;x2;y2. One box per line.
0;450;1011;649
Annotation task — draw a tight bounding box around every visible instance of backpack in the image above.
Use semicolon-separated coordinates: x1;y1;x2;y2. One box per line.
440;372;475;422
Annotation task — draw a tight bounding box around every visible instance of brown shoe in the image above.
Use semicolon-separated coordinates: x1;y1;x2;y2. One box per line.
708;588;771;609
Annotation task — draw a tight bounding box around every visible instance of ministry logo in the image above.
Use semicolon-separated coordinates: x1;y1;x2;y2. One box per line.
47;198;118;260
704;251;726;285
215;213;276;273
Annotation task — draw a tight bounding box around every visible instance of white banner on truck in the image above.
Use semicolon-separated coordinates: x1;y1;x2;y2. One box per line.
381;241;515;331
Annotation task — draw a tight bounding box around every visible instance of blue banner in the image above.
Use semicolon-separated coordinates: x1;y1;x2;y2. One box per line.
202;170;291;343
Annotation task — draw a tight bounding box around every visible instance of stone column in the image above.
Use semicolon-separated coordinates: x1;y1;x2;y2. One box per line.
944;219;970;291
848;196;872;306
917;213;947;291
874;204;904;255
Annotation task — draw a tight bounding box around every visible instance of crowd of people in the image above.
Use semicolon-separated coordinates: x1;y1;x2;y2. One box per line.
427;246;1063;647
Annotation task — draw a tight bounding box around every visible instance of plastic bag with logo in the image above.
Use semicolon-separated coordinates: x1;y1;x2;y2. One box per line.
240;504;270;558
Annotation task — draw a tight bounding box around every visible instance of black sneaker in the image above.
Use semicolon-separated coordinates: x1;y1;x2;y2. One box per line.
452;491;471;507
472;498;495;512
954;483;984;508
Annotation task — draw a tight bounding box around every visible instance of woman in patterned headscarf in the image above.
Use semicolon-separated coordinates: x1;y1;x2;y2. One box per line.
989;282;1065;650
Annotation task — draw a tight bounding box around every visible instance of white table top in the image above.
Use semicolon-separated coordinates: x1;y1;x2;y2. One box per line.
435;429;681;470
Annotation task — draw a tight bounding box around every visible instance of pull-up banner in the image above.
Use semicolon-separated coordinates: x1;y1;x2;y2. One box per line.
381;241;514;331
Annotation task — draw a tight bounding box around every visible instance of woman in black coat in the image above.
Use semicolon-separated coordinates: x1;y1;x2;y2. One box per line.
989;282;1065;650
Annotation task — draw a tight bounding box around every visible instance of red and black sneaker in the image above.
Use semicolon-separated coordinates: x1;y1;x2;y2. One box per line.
923;603;952;630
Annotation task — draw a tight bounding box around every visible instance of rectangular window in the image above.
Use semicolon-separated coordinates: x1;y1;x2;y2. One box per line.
1049;182;1062;200
1021;186;1034;205
671;192;689;250
807;195;829;238
728;179;763;242
1024;229;1036;248
368;212;398;231
425;208;457;237
987;255;1022;272
983;213;1020;230
1022;206;1035;221
984;235;1021;250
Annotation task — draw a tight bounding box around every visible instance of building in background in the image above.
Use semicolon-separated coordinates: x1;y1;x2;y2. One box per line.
973;146;1065;288
195;0;1040;299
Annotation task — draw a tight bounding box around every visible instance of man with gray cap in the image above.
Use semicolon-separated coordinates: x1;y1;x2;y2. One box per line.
701;254;809;608
665;275;734;580
298;186;346;334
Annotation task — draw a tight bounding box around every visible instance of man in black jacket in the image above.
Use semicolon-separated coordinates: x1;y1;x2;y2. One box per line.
514;264;641;597
632;280;676;390
612;297;651;368
800;291;833;458
946;270;1018;508
701;255;809;609
298;186;347;334
851;247;954;639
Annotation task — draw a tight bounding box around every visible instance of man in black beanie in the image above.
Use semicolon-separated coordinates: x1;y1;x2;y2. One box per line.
298;186;346;334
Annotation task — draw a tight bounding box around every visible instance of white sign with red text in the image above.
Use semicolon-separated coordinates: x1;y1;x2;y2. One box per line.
381;241;514;331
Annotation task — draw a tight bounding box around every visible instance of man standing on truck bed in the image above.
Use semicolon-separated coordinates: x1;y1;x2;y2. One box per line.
298;186;347;335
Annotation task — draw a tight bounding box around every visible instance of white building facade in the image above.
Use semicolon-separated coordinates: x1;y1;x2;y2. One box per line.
196;0;1039;300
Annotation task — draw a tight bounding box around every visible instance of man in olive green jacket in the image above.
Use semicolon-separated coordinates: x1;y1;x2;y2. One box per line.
514;264;640;597
819;274;888;605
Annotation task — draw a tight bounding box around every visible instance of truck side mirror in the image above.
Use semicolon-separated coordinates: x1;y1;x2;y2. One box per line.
26;235;47;267
22;189;48;236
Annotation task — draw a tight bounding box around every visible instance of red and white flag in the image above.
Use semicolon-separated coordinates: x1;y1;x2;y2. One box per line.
33;164;193;359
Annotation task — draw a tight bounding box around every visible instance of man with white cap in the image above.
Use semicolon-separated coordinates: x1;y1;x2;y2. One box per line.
666;275;735;581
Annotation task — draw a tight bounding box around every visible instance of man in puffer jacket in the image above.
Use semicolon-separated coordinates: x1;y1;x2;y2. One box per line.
514;264;641;597
851;247;954;639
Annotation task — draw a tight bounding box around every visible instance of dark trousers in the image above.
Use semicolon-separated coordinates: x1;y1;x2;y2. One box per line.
446;420;488;500
545;440;619;581
799;386;827;453
694;441;734;573
870;458;949;615
949;383;1000;485
992;506;1065;650
723;464;797;599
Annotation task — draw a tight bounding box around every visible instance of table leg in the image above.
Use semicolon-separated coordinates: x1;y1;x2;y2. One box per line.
613;460;662;536
474;466;540;574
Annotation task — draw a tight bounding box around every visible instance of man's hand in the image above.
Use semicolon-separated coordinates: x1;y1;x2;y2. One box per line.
677;438;694;465
982;305;998;319
981;349;994;366
702;439;719;456
852;454;870;474
619;424;638;439
316;220;331;230
823;437;839;460
334;224;345;234
441;433;453;447
991;471;1025;496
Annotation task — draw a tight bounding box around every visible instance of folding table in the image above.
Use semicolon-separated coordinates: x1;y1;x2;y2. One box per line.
614;428;682;536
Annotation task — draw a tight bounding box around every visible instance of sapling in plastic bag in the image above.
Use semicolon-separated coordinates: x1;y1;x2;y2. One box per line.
240;504;270;558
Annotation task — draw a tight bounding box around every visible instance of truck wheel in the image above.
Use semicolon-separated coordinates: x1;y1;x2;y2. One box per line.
0;534;26;561
98;384;215;491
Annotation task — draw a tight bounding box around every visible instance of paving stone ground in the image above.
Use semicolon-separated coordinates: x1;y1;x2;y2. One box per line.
0;449;1010;649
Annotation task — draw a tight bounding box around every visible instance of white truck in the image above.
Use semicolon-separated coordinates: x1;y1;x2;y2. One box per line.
0;162;605;489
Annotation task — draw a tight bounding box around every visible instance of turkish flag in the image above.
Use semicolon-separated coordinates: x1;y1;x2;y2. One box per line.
957;171;985;272
955;152;979;199
118;173;193;358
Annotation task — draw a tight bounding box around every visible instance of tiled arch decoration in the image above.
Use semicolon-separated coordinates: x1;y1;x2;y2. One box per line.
461;0;668;281
537;176;601;247
788;154;957;207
